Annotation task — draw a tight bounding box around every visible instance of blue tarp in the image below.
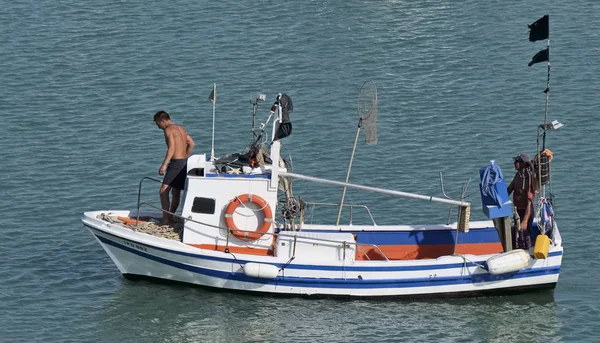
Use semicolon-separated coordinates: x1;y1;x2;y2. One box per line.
480;161;505;206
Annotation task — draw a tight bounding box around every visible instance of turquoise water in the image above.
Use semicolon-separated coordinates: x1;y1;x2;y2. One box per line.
1;0;599;341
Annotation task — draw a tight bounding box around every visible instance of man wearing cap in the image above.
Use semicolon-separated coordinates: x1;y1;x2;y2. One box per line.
507;153;538;249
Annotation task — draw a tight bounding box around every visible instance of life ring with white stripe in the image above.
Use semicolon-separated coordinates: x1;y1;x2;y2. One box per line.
224;194;273;241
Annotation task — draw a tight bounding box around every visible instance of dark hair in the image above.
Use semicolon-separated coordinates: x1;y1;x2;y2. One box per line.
153;110;170;122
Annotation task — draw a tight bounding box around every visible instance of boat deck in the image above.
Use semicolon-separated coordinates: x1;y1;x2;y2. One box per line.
96;213;183;241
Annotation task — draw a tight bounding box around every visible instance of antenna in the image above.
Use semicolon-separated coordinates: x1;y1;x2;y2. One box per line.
250;93;266;138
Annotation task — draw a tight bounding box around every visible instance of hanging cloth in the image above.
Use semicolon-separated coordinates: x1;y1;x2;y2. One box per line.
480;161;505;206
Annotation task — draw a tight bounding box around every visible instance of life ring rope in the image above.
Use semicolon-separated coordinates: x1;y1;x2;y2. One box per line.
227;194;270;216
224;193;273;241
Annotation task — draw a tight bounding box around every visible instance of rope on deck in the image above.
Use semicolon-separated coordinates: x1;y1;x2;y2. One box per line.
97;214;183;241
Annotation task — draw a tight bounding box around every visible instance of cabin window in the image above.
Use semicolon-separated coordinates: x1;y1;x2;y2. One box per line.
188;168;204;176
191;197;216;214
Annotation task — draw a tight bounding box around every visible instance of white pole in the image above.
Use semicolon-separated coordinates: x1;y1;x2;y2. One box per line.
541;32;550;198
280;171;471;208
269;98;282;191
336;124;361;226
270;140;281;190
211;83;216;161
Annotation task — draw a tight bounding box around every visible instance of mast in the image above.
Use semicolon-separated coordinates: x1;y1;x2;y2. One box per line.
528;14;551;197
250;94;265;139
542;22;550;151
541;18;550;198
269;94;282;191
209;83;217;161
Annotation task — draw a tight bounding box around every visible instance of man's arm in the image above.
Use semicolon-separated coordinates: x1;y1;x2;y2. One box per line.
185;134;195;157
507;178;514;195
159;129;176;175
521;198;532;230
521;189;536;230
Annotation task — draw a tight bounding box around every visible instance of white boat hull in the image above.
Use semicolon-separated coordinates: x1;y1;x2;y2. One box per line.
84;214;561;298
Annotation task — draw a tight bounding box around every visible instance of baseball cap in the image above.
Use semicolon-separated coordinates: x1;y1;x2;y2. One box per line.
513;152;531;164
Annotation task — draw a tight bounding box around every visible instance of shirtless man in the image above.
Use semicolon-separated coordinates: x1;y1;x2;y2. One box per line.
154;111;195;225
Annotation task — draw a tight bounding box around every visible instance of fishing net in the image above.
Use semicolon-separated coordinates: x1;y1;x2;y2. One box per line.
358;80;378;145
336;80;378;225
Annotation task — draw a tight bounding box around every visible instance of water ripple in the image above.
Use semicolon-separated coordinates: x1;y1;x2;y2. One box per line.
1;0;599;341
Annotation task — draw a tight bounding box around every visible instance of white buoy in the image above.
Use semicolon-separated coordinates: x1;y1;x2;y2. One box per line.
243;262;279;279
486;249;531;275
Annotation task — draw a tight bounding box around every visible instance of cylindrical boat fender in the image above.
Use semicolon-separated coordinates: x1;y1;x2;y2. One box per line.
243;262;279;279
486;249;531;275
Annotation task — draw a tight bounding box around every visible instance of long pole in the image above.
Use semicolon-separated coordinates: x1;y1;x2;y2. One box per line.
336;122;361;226
281;171;471;208
252;102;257;138
541;23;550;198
211;83;216;161
542;41;550;150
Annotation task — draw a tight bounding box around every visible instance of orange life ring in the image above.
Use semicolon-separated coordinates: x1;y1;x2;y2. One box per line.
224;194;273;241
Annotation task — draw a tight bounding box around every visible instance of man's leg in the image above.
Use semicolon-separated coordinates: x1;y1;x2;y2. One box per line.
160;184;172;224
170;188;182;220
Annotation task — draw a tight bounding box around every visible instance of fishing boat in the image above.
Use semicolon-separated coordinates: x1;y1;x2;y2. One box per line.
82;17;563;298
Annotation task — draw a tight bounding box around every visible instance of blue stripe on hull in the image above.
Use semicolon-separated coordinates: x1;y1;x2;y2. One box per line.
87;225;562;272
95;234;560;290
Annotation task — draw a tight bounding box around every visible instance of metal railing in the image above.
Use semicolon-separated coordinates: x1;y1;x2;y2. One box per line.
135;201;389;261
135;176;197;228
133;176;390;261
304;202;377;226
136;176;163;225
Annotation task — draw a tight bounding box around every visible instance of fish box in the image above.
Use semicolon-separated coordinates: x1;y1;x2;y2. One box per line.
275;231;356;262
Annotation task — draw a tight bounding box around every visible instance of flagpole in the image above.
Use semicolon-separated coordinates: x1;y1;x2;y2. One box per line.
542;39;550;150
211;83;216;161
541;18;550;198
528;14;551;199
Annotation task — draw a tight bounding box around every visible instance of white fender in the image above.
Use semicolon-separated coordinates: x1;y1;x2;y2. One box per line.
486;249;531;275
243;262;279;279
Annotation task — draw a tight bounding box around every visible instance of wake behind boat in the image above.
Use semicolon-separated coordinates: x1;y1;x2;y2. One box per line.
82;17;564;298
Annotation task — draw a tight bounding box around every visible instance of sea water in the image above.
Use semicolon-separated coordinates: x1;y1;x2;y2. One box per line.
1;0;599;341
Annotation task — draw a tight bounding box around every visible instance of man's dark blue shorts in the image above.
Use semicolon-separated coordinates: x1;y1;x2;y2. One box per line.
163;159;187;190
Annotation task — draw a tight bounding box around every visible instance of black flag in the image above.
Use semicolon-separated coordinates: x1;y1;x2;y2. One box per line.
528;47;549;67
528;15;549;42
208;85;215;103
